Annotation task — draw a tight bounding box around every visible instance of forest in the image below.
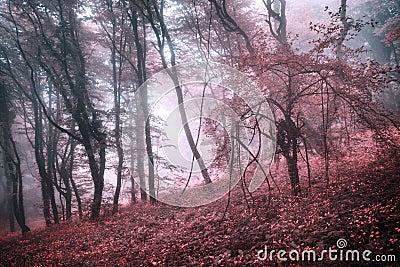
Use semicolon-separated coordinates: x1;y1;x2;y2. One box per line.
0;0;399;265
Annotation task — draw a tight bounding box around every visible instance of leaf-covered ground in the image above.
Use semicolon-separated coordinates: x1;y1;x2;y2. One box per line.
0;151;399;266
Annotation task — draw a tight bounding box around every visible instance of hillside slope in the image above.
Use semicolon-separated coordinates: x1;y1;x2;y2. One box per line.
0;154;399;266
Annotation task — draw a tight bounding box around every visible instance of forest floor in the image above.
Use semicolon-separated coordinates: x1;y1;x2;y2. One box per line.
0;148;399;266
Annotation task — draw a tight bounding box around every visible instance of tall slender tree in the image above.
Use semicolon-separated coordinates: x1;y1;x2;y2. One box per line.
133;0;212;186
0;80;30;234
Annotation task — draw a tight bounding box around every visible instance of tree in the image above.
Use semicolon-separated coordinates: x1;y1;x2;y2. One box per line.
336;0;350;60
5;0;107;220
263;0;287;45
96;0;127;213
0;14;60;226
0;80;30;234
133;0;213;188
56;134;78;220
208;0;254;53
120;1;156;203
243;24;399;196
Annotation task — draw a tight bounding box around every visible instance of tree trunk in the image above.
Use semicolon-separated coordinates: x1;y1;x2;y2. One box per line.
62;140;73;220
265;0;287;45
149;2;212;184
129;110;137;204
141;85;156;204
57;149;73;220
288;125;301;196
40;178;52;226
4;152;15;233
70;80;106;221
286;154;301;196
129;8;154;202
72;47;106;221
32;91;57;225
337;0;349;60
174;83;213;184
136;99;147;201
0;81;30;234
277;117;301;196
104;0;126;214
69;138;82;219
111;27;124;214
46;90;59;224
